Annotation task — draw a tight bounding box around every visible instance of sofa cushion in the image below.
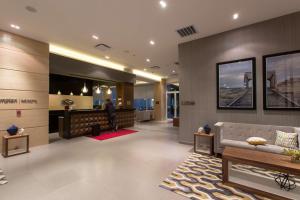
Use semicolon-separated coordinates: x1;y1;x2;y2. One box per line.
256;144;284;154
221;123;295;144
275;130;298;149
221;139;256;150
221;139;284;154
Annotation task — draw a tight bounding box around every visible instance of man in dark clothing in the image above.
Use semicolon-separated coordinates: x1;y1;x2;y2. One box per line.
105;99;118;131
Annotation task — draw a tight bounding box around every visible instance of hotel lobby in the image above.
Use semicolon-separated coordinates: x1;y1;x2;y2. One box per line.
1;0;300;200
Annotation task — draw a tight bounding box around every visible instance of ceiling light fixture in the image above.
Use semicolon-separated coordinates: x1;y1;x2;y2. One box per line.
107;88;112;95
132;69;162;81
172;70;176;73
105;56;110;59
233;13;239;20
82;83;89;93
146;58;151;62
95;86;101;94
10;24;20;30
135;80;149;85
92;35;99;40
149;40;155;45
159;1;167;8
49;44;125;71
49;44;162;81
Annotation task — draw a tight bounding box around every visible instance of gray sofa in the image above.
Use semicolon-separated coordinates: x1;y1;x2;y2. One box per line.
214;122;300;155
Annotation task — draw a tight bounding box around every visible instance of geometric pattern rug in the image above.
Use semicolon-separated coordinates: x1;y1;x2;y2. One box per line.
160;153;275;200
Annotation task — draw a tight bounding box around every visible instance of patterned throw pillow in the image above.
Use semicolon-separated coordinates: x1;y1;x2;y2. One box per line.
275;130;298;149
246;137;267;145
295;128;300;149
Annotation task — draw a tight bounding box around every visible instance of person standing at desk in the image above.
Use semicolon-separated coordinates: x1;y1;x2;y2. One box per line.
105;99;118;131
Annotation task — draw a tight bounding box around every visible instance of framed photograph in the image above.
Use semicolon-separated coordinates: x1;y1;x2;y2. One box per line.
263;50;300;110
217;58;256;110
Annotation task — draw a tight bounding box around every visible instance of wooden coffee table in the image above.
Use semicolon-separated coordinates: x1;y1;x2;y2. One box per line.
222;147;300;200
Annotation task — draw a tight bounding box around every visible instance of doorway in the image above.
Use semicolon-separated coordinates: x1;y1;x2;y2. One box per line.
166;91;179;119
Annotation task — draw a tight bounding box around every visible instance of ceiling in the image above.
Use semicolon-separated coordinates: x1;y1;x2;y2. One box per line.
1;0;300;81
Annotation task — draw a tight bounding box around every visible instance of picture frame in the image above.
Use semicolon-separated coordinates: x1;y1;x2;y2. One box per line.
263;50;300;110
217;57;256;110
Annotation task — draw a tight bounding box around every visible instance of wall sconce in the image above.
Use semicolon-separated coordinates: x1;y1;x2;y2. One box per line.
82;82;88;93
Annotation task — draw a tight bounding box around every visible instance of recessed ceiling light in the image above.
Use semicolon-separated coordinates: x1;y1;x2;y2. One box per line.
150;40;155;45
159;1;167;8
105;56;110;59
146;58;151;62
10;24;20;30
233;13;239;20
172;70;176;73
92;35;99;40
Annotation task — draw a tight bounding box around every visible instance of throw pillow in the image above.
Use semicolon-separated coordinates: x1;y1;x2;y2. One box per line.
275;130;298;149
246;137;267;145
294;127;300;149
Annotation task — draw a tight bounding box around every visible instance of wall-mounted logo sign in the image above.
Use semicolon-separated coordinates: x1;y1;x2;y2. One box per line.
181;101;195;106
0;98;38;104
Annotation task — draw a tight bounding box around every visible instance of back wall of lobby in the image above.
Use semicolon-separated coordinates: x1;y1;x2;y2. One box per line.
179;12;300;144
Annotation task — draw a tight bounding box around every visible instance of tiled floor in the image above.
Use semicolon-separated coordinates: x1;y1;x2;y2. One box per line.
0;122;191;200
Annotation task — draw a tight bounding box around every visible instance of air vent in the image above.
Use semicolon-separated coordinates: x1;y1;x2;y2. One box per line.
95;43;111;51
176;25;197;37
149;66;160;70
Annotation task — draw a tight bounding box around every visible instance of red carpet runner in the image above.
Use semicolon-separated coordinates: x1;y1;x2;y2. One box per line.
89;129;138;141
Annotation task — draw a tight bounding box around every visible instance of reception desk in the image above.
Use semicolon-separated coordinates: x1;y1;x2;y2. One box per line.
59;109;135;139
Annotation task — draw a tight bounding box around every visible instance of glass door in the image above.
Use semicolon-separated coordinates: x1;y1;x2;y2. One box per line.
166;91;180;119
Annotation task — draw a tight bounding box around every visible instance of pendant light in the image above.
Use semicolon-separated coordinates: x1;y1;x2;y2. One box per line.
107;87;112;95
82;82;88;93
96;85;101;94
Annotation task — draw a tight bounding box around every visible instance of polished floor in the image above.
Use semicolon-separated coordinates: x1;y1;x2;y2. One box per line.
0;122;191;200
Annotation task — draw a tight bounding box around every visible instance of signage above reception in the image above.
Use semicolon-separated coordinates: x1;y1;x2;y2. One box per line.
0;98;38;104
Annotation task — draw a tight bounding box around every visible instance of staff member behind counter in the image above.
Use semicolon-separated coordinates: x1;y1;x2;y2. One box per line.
104;99;118;132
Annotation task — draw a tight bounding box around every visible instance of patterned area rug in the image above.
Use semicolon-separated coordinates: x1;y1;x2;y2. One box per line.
160;153;275;200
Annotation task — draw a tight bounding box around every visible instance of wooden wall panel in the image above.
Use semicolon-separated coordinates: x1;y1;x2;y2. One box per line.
0;69;48;91
0;30;49;151
49;94;93;110
0;109;48;131
0;90;48;109
0;47;49;74
0;31;49;57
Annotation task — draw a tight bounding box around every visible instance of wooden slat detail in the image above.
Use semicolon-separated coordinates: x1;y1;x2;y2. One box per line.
0;109;48;131
0;90;48;109
0;47;49;74
0;30;49;57
0;126;49;152
0;68;48;92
